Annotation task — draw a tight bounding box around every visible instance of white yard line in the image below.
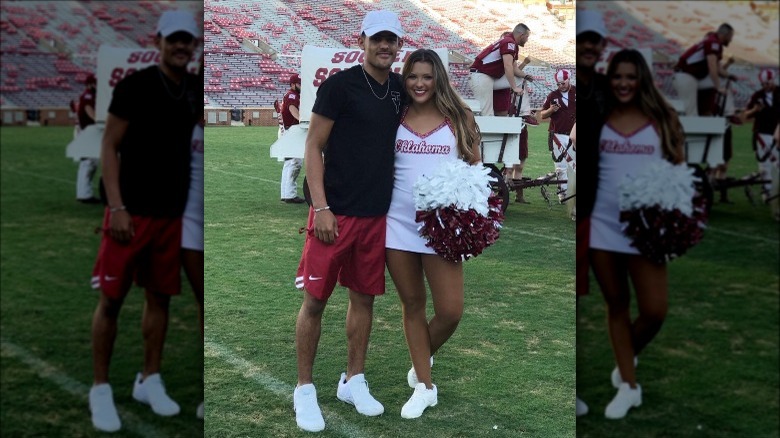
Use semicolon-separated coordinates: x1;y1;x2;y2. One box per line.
205;339;368;438
0;338;166;438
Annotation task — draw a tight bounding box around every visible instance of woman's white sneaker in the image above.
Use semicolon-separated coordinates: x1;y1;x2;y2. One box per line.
401;383;438;419
604;383;642;419
611;357;638;388
576;397;589;417
407;356;434;388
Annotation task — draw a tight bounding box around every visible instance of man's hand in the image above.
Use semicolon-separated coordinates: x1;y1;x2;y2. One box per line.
717;87;727;95
522;56;531;66
513;86;524;95
313;210;339;244
524;74;534;82
551;103;561;113
108;210;134;243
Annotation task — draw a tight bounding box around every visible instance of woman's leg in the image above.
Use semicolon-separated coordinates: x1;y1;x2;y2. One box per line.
590;249;637;387
386;249;432;387
421;254;464;357
627;256;668;357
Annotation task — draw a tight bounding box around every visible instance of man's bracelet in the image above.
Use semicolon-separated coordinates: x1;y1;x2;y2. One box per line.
313;206;330;213
109;205;126;213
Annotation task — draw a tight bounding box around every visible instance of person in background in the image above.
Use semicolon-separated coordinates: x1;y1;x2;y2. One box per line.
76;73;101;204
279;73;305;204
469;24;532;116
539;69;576;202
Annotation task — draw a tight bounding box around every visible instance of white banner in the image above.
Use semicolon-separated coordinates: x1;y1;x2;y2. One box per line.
299;46;448;122
95;45;201;123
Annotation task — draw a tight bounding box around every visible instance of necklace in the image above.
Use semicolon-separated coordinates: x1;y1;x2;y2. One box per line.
361;66;389;100
158;66;187;100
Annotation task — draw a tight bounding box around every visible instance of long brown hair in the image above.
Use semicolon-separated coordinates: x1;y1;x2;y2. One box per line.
605;49;684;163
401;49;479;162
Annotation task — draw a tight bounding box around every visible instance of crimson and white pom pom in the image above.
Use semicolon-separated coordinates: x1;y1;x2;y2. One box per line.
414;157;494;216
618;159;708;263
414;158;504;263
619;159;698;216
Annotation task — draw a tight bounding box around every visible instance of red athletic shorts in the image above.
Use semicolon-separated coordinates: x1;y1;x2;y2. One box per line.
493;88;512;113
91;208;183;299
295;209;386;301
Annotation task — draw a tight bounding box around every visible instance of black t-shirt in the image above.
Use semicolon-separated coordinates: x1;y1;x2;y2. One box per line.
575;72;608;221
108;65;199;217
312;65;404;216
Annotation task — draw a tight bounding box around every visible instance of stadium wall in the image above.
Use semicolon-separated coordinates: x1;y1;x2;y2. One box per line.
39;107;74;127
205;107;233;126
1;109;27;126
242;108;274;127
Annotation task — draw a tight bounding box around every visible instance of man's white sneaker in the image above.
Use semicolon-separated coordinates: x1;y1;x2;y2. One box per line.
401;383;438;419
336;373;384;416
132;373;180;416
89;383;121;432
407;356;434;388
294;384;325;432
610;356;639;389
576;397;589;417
196;401;204;420
604;383;642;419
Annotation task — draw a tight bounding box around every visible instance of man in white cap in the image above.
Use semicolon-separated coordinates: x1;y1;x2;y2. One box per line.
292;9;404;432
88;9;200;433
469;24;532;116
574;7;609;419
743;69;779;206
539;69;576;202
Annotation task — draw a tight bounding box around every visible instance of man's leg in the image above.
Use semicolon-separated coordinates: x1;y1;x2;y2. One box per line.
142;289;171;378
470;73;495;117
294;292;327;432
345;289;374;378
672;72;698;116
92;293;126;384
281;158;297;200
296;292;327;385
77;158;98;201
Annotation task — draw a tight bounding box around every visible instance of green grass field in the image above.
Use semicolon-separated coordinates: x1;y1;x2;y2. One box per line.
203;124;576;437
0;127;204;437
576;124;780;437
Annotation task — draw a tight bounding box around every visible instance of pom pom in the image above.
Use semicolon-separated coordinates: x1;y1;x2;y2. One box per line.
413;158;504;262
619;159;709;263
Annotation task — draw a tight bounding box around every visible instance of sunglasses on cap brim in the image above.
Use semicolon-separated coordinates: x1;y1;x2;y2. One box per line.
165;31;195;44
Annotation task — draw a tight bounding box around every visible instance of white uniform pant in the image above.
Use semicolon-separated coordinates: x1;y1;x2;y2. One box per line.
281;158;302;199
552;133;570;193
470;72;496;116
756;133;779;193
77;157;98;200
672;72;735;116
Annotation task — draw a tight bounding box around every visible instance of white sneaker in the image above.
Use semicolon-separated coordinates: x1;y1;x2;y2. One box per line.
401;383;438;419
604;383;642;419
407;356;434;388
196;401;204;420
610;357;638;389
576;397;589;417
89;383;121;432
132;373;180;416
294;384;325;432
336;373;384;416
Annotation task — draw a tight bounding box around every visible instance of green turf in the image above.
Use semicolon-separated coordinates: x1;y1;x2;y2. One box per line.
203;124;576;437
0;126;204;437
576;123;780;437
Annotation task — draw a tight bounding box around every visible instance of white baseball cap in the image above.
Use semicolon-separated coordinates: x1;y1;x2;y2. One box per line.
361;10;404;38
555;69;572;83
156;10;201;38
758;69;775;83
577;10;607;37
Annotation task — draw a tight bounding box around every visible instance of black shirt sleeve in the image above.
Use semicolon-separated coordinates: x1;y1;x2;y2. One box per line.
312;72;346;121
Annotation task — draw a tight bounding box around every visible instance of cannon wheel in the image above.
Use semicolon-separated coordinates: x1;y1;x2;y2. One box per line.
485;164;510;213
690;164;713;215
